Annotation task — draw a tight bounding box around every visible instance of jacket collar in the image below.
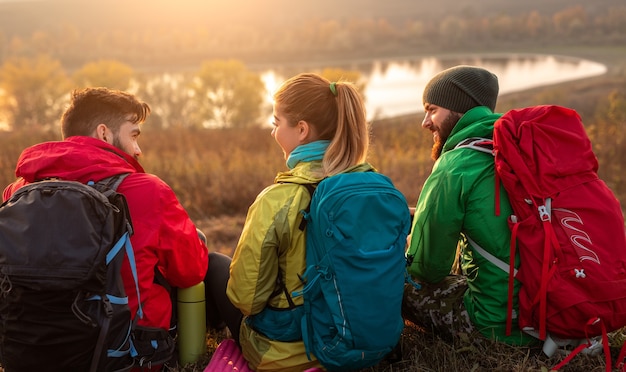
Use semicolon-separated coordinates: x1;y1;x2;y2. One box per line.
442;106;502;153
15;136;144;184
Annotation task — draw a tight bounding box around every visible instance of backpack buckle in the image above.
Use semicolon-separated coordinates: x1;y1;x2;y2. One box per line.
538;205;550;221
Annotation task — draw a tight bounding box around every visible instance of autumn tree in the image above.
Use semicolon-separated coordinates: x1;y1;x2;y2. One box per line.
189;59;264;128
523;11;549;38
602;6;626;33
0;55;70;130
553;6;589;36
438;15;466;46
489;14;515;41
134;73;192;129
72;60;135;90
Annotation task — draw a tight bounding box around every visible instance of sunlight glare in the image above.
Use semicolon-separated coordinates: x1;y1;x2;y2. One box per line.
260;71;279;127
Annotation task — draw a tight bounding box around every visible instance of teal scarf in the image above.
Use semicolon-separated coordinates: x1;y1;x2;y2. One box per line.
286;140;329;169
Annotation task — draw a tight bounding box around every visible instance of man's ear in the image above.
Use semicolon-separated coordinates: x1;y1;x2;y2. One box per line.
95;123;109;142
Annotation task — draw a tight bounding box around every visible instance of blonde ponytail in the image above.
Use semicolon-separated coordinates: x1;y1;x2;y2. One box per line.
273;73;370;177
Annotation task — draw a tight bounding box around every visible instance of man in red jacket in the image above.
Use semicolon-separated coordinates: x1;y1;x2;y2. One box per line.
3;87;241;368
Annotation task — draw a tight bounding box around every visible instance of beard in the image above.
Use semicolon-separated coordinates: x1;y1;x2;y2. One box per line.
431;112;462;160
112;135;139;161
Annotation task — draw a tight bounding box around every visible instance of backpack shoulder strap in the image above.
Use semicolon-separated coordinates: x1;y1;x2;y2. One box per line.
454;137;494;155
455;137;502;216
298;183;318;231
92;173;130;194
466;235;518;277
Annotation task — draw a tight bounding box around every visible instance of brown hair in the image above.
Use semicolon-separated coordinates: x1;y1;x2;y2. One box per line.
273;73;369;176
61;87;151;138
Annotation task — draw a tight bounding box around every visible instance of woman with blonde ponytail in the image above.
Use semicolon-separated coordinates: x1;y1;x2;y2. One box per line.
226;72;377;372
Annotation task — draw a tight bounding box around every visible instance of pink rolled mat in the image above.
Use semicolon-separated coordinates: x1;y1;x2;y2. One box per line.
204;339;253;372
203;339;326;372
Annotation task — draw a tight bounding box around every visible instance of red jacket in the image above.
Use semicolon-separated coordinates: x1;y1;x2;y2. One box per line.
3;136;208;330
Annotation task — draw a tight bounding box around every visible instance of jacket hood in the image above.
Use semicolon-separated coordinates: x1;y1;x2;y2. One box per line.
13;136;144;184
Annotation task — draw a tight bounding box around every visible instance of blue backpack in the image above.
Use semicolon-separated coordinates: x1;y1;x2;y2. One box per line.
293;171;411;372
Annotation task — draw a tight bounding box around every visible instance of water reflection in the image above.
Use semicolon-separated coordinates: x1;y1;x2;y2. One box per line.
261;54;607;120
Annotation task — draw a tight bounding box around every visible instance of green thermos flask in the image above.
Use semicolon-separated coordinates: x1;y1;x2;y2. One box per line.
177;282;207;365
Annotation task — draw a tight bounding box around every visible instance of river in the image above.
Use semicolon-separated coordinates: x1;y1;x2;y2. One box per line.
258;53;607;120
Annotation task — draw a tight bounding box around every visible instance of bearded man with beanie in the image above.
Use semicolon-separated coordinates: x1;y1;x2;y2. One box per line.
403;65;538;346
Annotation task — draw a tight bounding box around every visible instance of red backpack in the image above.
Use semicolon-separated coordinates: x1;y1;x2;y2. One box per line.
458;105;626;370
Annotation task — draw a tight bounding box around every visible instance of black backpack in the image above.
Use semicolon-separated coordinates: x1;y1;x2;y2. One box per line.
0;174;139;372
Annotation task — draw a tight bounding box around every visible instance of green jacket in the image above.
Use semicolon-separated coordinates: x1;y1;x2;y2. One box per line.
227;161;375;371
406;106;536;345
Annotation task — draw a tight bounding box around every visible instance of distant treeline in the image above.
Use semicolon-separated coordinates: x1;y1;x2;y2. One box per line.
0;3;624;71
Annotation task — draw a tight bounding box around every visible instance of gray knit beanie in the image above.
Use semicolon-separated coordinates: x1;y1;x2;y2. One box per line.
422;65;499;113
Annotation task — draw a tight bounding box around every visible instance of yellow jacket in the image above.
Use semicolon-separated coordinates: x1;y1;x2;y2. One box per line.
227;160;323;372
227;161;374;371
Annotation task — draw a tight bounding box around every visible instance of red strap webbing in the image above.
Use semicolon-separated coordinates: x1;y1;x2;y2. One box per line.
505;220;518;336
538;218;553;340
551;318;611;372
616;335;626;371
528;204;560;340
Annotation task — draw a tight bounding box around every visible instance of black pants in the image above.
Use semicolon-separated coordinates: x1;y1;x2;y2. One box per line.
204;251;243;344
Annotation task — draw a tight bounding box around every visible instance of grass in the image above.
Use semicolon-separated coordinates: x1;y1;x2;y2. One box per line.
170;320;625;371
